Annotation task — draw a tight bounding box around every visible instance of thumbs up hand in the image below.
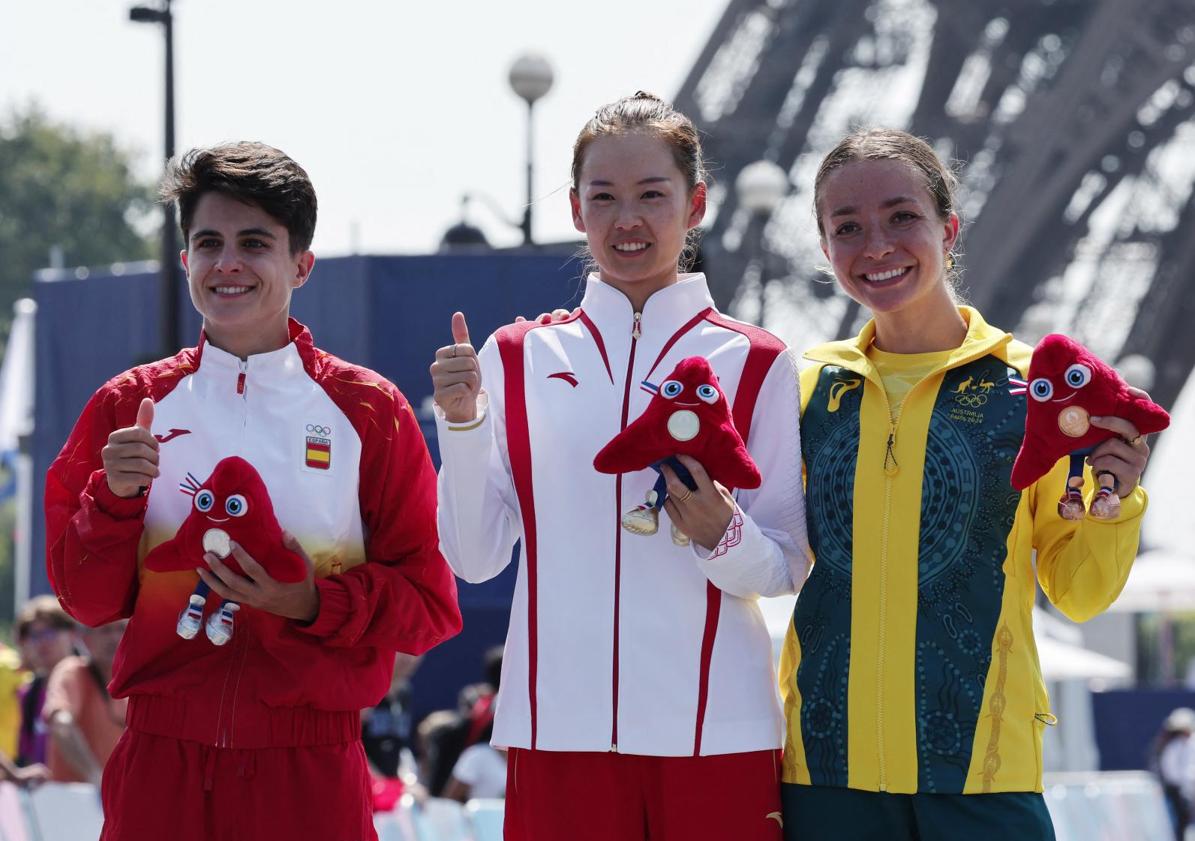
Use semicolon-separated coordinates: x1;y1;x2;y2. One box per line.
102;397;161;498
430;312;482;424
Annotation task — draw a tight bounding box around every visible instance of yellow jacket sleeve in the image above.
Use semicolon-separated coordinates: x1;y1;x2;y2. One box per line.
1032;455;1147;622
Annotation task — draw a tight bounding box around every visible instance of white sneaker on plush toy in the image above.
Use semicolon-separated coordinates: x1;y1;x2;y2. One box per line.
1089;487;1121;519
176;595;206;640
1057;488;1086;521
205;603;240;646
622;505;659;535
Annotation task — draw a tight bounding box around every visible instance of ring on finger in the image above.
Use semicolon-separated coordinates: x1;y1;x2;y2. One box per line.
1126;434;1144;447
674;488;694;503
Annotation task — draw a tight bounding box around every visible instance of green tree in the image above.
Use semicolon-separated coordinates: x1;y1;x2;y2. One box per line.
0;104;155;350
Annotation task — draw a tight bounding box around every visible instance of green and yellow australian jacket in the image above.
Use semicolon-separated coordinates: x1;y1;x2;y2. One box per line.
780;307;1146;794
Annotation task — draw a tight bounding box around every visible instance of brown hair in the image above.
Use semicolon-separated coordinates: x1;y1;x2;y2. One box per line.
813;128;959;254
571;91;706;191
161;141;318;254
571;92;707;272
15;595;75;641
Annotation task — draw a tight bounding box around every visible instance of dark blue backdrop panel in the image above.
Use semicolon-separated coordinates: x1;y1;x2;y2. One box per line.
365;253;586;408
289;255;373;363
32;252;583;719
1091;688;1195;770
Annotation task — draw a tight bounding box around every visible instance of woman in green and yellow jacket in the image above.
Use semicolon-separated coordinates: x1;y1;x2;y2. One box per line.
780;129;1153;841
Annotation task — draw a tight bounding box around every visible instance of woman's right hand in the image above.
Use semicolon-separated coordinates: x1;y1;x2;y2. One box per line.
102;397;159;498
431;311;482;423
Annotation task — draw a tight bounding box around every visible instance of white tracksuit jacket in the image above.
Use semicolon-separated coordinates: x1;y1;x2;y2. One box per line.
436;273;811;756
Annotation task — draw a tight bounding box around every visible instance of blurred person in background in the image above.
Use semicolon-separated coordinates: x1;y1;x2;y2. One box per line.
363;653;421;812
362;652;422;780
43;620;128;784
416;709;469;799
443;645;505;802
1154;707;1195;841
14;595;77;770
443;708;504;802
414;647;504;799
0;638;25;766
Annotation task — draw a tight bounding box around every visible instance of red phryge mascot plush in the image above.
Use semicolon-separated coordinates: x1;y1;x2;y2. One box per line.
1010;334;1169;520
594;356;761;545
144;456;306;645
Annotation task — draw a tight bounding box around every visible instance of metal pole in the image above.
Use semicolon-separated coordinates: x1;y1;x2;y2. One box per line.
161;0;181;355
752;215;766;327
521;100;533;246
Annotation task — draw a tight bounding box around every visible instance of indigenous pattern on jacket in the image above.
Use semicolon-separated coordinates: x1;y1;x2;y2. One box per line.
780;308;1147;795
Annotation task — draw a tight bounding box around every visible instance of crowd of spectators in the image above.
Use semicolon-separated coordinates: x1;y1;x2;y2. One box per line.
0;596;126;787
0;598;504;810
362;645;507;809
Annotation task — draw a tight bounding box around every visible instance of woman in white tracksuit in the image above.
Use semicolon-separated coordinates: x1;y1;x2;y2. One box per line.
430;91;810;841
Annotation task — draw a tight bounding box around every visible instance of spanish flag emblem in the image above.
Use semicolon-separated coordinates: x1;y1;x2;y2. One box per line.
305;436;331;470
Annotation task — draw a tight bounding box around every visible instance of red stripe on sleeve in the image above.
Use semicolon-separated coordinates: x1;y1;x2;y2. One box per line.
692;314;785;755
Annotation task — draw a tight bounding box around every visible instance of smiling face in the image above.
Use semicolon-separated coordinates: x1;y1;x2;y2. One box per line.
570;131;706;308
181;456;263;531
181;191;315;358
20;621;76;675
1023;333;1118;442
655;359;724;441
817;157;959;323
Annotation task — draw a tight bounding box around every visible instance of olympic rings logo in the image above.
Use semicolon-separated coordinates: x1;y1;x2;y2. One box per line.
306;424;332;435
954;393;988;408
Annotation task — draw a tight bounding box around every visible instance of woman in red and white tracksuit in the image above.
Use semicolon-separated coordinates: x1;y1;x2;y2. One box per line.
431;92;810;841
46;142;461;841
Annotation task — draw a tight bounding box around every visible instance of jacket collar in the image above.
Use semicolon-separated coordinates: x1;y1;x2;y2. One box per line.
194;317;317;378
804;306;1013;376
579;273;716;337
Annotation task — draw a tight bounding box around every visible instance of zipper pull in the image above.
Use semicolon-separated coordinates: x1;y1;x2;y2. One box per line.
632;312;642;340
884;425;899;476
236;361;247;396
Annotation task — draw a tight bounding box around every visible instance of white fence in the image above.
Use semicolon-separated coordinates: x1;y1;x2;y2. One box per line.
0;773;1173;841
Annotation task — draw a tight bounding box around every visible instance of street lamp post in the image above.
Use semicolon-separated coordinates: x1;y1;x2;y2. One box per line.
129;0;179;355
508;54;554;247
734;160;789;326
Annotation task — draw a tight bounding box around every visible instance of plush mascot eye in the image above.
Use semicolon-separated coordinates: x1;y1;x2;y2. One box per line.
1030;378;1054;402
696;384;718;404
661;380;683;399
225;494;249;517
194;490;215;512
1064;364;1092;389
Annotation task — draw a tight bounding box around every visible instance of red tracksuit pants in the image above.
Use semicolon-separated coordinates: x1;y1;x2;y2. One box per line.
504;748;784;841
98;729;376;841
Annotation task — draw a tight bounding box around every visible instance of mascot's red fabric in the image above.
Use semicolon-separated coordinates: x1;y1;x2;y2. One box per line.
1010;334;1170;490
593;356;761;490
143;456;307;582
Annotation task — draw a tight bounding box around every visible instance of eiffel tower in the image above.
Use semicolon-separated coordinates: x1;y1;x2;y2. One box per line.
675;0;1195;412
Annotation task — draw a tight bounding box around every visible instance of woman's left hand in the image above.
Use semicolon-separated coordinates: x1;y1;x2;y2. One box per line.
661;454;736;550
196;532;320;623
1088;412;1151;499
